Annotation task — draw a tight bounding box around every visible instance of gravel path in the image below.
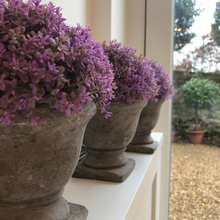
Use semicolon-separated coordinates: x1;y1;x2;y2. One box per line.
169;143;220;219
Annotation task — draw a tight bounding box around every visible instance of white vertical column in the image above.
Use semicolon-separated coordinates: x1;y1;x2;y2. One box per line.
125;0;145;55
111;0;127;43
89;0;112;42
111;0;146;55
145;0;174;220
90;0;145;53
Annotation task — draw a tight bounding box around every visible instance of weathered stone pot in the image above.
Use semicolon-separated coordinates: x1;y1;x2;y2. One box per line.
0;102;96;220
73;99;148;182
127;97;165;154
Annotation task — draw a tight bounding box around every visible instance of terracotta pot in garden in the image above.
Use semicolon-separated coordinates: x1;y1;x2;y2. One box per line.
127;97;165;154
180;78;220;143
185;129;206;145
0;102;96;220
73;99;148;182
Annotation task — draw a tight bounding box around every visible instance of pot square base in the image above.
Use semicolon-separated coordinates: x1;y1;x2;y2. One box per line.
68;203;88;220
72;158;135;182
0;202;88;220
126;141;158;154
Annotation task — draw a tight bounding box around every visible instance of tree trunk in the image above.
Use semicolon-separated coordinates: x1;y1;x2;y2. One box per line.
195;107;198;131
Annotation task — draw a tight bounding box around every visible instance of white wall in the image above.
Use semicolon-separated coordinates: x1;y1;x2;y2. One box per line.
41;0;90;27
125;0;145;55
90;0;112;42
146;0;175;219
111;0;127;43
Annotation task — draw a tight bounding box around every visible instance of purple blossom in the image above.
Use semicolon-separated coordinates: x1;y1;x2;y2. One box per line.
146;59;174;100
0;111;14;125
0;74;6;90
0;0;115;126
102;40;159;103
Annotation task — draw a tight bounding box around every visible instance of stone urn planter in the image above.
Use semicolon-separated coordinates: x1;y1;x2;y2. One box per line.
185;129;206;145
127;97;165;154
73;99;148;182
0;102;96;220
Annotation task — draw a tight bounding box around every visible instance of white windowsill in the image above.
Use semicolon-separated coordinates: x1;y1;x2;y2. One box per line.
63;132;163;220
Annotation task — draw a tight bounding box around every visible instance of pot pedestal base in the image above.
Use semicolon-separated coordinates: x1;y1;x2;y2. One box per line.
69;203;88;220
73;158;135;182
126;141;158;154
0;200;88;220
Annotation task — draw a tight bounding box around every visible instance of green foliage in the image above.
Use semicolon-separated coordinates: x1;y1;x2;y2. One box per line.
179;78;220;110
212;1;220;46
174;0;202;51
174;118;219;139
173;119;193;139
203;121;218;138
200;72;220;83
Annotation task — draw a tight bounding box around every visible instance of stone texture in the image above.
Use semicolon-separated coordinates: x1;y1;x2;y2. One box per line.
127;141;158;154
0;102;96;220
0;199;88;220
69;203;88;220
73;158;135;182
127;98;165;154
73;99;147;182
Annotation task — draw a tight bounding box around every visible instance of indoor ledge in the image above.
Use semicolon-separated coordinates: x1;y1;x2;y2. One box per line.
63;132;163;220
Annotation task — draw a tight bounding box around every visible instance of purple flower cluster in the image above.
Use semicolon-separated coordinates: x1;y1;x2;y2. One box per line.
102;40;159;103
147;60;174;100
0;0;115;126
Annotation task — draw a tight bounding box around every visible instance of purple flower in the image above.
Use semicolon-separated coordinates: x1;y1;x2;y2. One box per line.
146;59;174;100
102;40;159;103
0;74;6;91
0;95;8;108
0;111;14;125
0;0;115;126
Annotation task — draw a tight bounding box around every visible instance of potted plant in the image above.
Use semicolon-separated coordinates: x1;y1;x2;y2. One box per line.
73;40;158;182
179;78;220;144
0;0;115;219
127;59;174;154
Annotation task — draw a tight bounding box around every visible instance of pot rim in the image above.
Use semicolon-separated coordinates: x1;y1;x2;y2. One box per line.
185;129;206;134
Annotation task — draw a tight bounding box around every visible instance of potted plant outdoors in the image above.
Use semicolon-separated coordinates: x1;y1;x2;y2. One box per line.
127;59;174;154
179;78;220;144
73;40;158;182
0;1;115;220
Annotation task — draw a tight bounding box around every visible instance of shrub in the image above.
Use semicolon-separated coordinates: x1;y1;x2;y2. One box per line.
179;78;220;130
147;59;174;100
101;40;158;103
0;0;115;126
